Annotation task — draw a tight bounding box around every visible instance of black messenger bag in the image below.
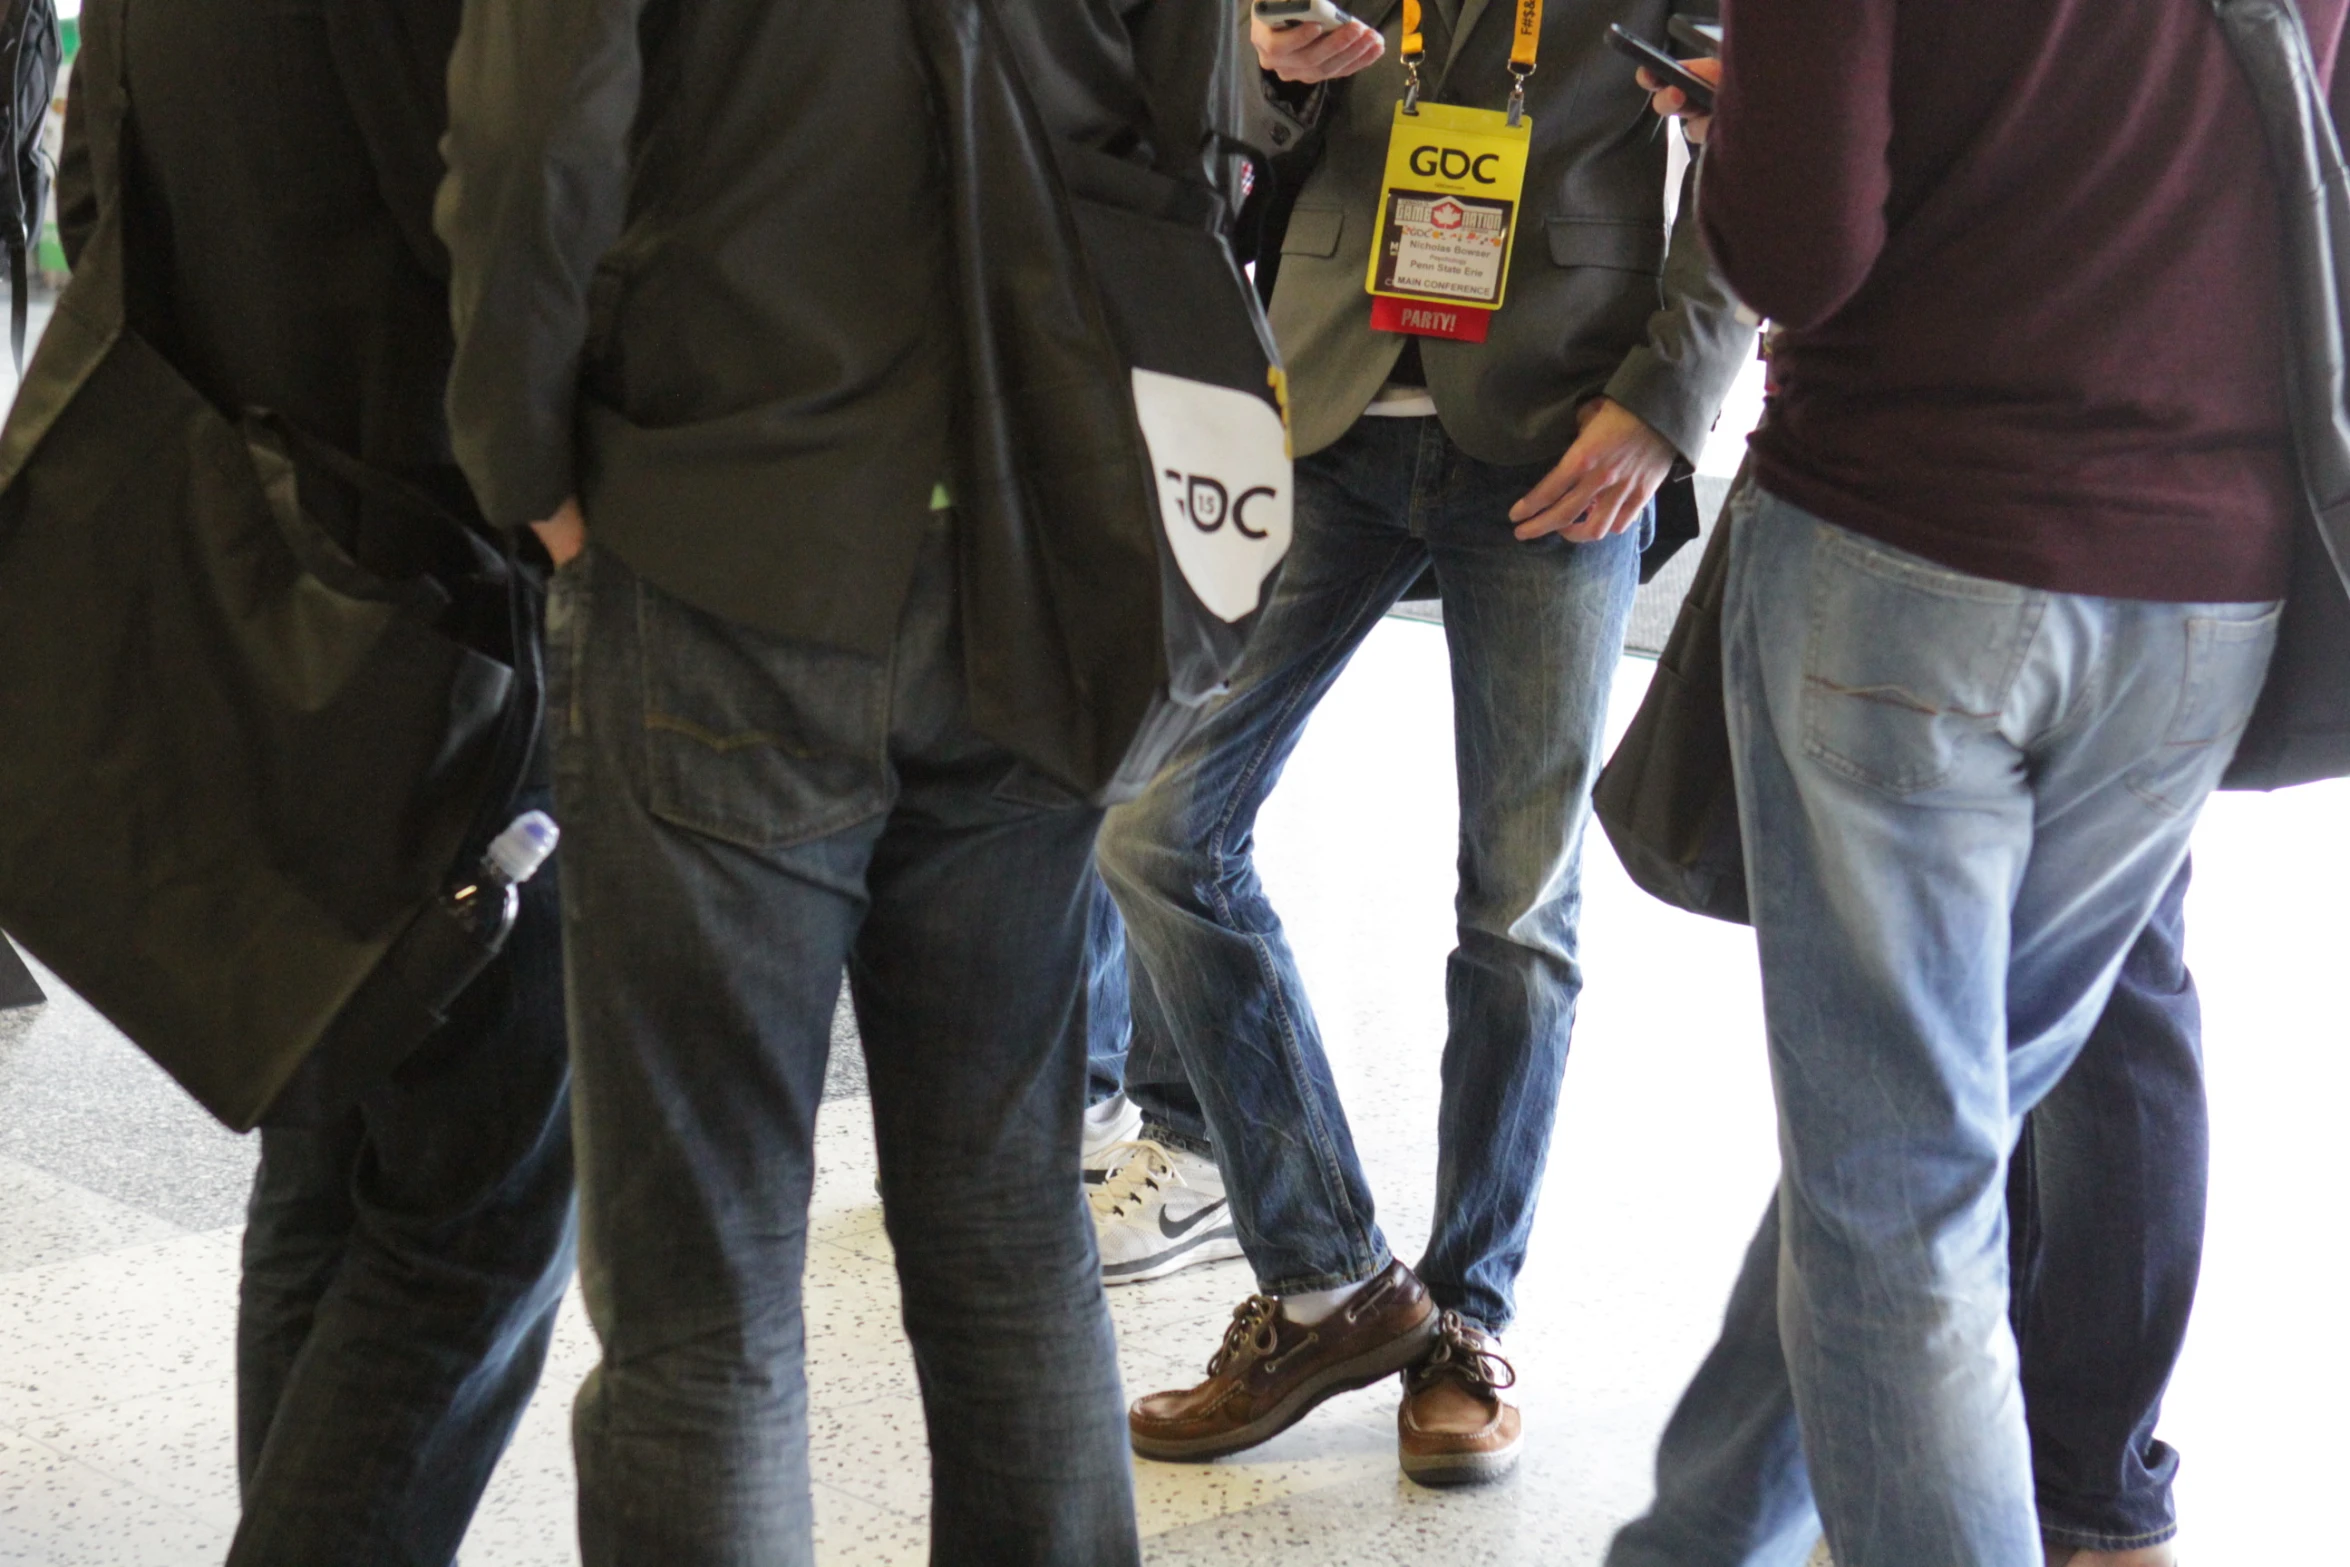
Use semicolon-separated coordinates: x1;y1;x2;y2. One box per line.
0;51;540;1130
919;0;1293;803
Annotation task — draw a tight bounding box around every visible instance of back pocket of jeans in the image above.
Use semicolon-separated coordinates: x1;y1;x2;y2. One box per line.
2123;607;2282;816
1799;529;2037;796
633;578;891;850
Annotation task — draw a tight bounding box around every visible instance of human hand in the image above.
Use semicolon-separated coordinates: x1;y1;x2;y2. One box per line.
1252;16;1385;83
1639;55;1721;144
1508;399;1677;543
531;496;585;567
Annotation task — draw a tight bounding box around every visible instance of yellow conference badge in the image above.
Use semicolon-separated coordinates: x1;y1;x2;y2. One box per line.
1366;0;1540;342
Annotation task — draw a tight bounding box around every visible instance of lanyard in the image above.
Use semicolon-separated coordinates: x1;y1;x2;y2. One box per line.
1400;0;1543;123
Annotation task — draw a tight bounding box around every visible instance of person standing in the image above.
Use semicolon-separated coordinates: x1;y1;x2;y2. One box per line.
56;4;577;1563
1608;1;2344;1561
437;0;1239;1560
1097;1;1753;1485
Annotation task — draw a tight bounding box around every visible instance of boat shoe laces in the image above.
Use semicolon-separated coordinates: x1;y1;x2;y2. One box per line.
1206;1294;1285;1377
1408;1310;1517;1396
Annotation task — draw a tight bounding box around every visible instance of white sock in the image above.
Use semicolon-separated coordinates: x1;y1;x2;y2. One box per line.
1280;1276;1373;1326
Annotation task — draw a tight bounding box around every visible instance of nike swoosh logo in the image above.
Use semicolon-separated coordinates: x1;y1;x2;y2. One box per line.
1160;1200;1229;1241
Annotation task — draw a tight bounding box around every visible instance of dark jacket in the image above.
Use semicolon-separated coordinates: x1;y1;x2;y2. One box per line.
1249;0;1753;465
60;0;474;533
438;0;1234;657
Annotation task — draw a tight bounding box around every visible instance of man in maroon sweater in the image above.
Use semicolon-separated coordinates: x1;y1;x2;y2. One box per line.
1608;4;2346;1565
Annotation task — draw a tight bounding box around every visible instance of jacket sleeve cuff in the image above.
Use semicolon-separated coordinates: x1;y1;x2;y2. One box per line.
1603;348;1731;472
1246;73;1326;156
452;418;578;533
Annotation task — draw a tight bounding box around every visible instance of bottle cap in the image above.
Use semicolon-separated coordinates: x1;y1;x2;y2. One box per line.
484;810;560;886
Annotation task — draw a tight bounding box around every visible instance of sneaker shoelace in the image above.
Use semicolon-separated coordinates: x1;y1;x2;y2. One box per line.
1205;1294;1283;1377
1409;1309;1517;1396
1087;1140;1176;1221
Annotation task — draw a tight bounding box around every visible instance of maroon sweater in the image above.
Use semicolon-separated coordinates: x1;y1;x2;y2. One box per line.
1703;0;2348;602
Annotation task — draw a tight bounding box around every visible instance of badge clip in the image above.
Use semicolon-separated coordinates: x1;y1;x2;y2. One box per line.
1400;0;1424;114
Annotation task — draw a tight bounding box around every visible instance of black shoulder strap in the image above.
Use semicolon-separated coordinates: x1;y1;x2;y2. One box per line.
2210;0;2350;590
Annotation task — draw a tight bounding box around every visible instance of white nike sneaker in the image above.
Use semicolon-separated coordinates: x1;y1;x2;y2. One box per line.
1089;1139;1245;1285
1081;1093;1146;1186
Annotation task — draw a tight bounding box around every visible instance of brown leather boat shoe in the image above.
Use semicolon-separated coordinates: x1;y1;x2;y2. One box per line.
1128;1259;1438;1461
1397;1310;1522;1486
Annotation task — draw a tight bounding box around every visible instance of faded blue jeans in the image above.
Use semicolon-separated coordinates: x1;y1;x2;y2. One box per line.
549;522;1138;1567
1096;413;1645;1332
1609;489;2278;1566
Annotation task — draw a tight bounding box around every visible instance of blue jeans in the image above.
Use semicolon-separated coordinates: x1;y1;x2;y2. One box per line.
1082;876;1131;1106
1608;490;2276;1566
2014;856;2205;1553
1096;414;1644;1332
1082;876;1213;1148
549;524;1138;1567
231;800;577;1567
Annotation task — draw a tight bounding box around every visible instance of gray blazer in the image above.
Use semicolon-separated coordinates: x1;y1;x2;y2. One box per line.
1257;0;1753;465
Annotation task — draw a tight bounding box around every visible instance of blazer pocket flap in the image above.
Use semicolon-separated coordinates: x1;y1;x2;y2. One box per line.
1546;218;1665;274
1282;205;1346;258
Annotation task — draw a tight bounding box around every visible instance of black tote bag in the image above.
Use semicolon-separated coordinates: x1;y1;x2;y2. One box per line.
919;0;1293;803
0;63;536;1129
1591;465;1751;926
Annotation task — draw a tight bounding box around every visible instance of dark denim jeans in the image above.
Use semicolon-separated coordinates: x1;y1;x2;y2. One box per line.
231;804;577;1567
2014;856;2205;1553
1096;414;1644;1332
548;523;1138;1567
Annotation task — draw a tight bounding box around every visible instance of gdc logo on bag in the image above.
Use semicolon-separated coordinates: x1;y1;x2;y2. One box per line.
1130;367;1292;623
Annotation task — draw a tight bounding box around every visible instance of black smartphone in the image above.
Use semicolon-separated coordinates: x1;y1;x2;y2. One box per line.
1606;23;1717;114
1666;16;1723;56
1254;0;1358;32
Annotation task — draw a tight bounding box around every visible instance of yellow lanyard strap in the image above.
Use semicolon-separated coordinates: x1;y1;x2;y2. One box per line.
1506;0;1541;123
1401;0;1426;109
1400;0;1543;120
1510;0;1542;71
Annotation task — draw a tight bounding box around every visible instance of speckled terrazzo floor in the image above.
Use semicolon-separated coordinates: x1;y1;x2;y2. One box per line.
5;626;2345;1565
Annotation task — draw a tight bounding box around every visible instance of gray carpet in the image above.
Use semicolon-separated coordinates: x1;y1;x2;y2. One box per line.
0;941;256;1232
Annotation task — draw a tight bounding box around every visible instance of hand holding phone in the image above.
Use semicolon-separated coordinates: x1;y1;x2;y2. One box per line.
1606;24;1717;115
1252;0;1383;83
1254;0;1357;32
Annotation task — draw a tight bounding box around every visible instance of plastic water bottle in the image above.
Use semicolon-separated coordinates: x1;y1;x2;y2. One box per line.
444;810;560;941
